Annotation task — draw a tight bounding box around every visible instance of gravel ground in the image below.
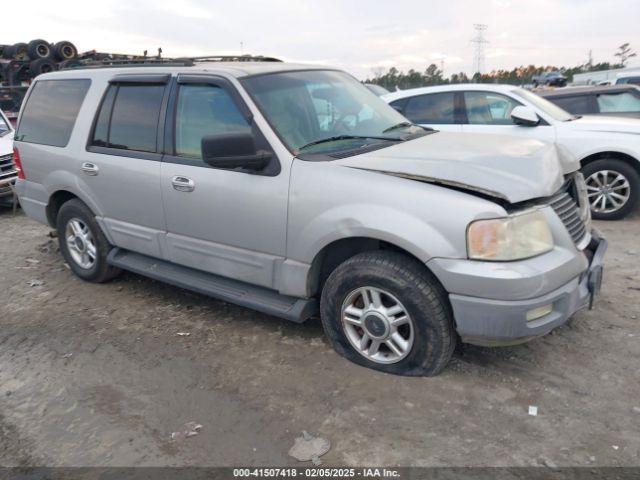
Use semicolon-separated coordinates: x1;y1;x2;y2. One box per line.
0;208;639;467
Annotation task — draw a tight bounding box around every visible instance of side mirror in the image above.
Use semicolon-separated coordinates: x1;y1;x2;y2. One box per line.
201;133;271;171
511;106;539;127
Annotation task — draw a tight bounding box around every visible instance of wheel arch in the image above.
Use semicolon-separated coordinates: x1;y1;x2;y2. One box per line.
46;189;102;228
46;190;79;227
580;151;640;175
306;236;444;298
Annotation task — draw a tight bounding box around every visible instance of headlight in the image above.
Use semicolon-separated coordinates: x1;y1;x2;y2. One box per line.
574;172;592;225
467;209;553;261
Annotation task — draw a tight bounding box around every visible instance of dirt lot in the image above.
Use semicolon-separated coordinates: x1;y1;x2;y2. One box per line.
0;208;639;467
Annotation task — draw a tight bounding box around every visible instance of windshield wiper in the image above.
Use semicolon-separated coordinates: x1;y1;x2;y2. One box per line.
298;135;398;151
383;122;433;133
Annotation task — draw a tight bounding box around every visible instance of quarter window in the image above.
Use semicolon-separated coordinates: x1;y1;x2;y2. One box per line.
175;84;251;159
463;91;521;125
16;79;90;147
596;92;640;113
404;92;456;124
91;83;165;153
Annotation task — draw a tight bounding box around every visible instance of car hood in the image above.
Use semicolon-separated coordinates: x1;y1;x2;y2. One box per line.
0;130;13;155
568;114;640;133
333;132;575;203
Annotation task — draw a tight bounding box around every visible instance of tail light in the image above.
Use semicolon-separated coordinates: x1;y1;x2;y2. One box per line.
13;147;24;180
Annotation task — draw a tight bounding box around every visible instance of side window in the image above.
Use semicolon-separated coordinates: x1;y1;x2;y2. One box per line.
175;84;251;159
16;79;90;147
463;91;521;125
91;83;165;153
389;98;408;114
617;77;640;86
550;95;592;115
596;92;640;113
92;86;116;147
404;92;456;124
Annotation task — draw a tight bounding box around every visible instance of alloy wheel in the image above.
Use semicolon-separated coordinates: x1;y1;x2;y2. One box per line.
585;169;631;214
341;286;415;364
65;218;97;269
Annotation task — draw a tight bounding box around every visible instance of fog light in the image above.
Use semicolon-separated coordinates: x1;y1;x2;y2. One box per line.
526;304;553;322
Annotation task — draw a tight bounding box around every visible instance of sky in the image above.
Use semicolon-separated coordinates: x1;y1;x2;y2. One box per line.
3;0;639;79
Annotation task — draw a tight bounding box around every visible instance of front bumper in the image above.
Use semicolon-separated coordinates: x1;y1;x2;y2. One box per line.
437;231;607;346
0;176;17;206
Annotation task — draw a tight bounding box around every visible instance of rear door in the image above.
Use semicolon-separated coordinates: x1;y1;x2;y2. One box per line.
390;92;463;132
159;75;288;289
83;75;170;258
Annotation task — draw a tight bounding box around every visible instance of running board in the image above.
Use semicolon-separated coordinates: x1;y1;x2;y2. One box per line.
107;248;317;323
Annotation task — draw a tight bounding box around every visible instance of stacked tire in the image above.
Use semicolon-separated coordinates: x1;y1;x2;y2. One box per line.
0;40;78;85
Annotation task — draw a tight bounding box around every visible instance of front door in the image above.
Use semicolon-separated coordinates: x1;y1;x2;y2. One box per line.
160;75;289;289
459;90;555;142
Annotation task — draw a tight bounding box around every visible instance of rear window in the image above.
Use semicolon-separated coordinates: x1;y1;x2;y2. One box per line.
90;83;165;153
16;79;90;147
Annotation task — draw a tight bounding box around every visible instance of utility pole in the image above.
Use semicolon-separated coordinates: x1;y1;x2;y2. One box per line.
471;24;488;75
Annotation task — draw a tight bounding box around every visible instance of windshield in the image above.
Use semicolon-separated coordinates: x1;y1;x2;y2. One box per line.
242;70;423;154
0;110;10;136
511;88;575;122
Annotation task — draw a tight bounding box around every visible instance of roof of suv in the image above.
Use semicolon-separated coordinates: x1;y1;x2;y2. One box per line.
382;83;520;102
35;62;330;82
538;84;640;98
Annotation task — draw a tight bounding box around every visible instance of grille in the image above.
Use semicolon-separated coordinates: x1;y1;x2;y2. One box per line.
0;154;17;193
548;178;587;245
0;153;15;172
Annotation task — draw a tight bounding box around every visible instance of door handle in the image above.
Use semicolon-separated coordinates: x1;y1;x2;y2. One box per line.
81;162;99;176
171;176;195;192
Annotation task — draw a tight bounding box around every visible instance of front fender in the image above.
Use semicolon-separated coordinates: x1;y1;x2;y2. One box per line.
294;203;457;265
286;160;506;265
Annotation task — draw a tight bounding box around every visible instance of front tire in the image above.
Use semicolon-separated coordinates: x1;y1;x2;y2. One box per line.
320;251;455;376
582;159;639;220
57;199;121;282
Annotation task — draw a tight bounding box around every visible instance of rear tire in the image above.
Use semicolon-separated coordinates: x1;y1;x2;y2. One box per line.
56;199;121;283
320;251;455;376
582;159;639;220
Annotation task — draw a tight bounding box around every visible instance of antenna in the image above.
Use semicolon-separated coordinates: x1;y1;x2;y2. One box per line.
471;24;489;75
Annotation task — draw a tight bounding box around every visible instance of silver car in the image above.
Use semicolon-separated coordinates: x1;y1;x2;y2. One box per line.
13;60;607;376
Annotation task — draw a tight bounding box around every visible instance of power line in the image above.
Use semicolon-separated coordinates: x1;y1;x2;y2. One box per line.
471;24;489;74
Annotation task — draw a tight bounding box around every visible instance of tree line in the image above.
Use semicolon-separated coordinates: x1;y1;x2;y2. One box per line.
365;43;637;90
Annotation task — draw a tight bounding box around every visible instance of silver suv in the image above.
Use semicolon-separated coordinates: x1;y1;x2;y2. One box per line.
13;60;607;376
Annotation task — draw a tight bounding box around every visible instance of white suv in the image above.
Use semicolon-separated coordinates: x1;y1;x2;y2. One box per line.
0;108;17;207
384;84;640;220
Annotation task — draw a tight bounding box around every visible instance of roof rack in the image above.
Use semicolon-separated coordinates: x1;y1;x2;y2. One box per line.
57;54;282;71
188;55;282;63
